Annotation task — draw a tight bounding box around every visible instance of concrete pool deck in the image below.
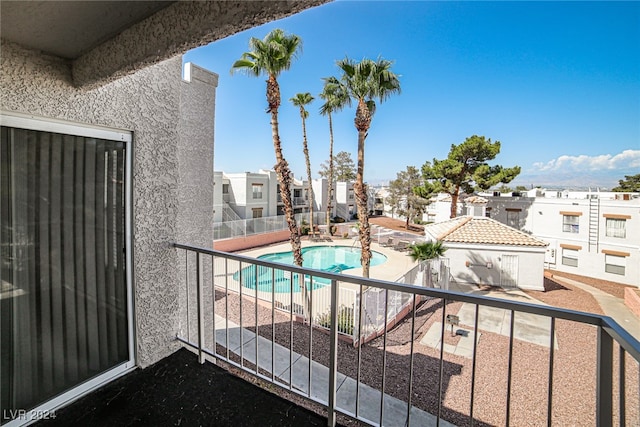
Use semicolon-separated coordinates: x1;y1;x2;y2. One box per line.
236;234;420;284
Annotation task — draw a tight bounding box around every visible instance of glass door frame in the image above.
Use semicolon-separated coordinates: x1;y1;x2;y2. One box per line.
0;111;136;426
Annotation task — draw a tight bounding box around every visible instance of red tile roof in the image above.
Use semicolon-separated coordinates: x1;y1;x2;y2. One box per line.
425;216;548;247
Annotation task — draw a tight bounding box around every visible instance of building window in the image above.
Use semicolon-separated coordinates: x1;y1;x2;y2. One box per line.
604;254;625;275
294;189;302;198
562;215;579;233
348;190;354;200
485;207;492;218
222;183;229;194
252;208;263;219
561;248;579;267
605;218;626;238
252;184;263;199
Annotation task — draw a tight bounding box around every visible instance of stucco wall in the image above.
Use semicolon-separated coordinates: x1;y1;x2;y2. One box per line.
487;196;640;287
1;41;216;367
446;244;546;291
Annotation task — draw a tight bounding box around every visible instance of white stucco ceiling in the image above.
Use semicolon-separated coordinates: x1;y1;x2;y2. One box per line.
1;1;176;59
0;0;330;87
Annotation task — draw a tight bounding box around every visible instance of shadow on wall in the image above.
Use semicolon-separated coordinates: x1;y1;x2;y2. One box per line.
456;251;509;287
486;196;535;233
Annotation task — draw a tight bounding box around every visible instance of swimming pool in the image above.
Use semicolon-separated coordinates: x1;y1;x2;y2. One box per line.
234;246;387;293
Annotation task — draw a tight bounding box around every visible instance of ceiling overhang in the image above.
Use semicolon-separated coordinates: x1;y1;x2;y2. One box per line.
1;1;329;88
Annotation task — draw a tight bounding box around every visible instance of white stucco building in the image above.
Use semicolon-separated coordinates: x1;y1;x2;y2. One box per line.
424;216;549;291
213;168;369;223
469;190;640;287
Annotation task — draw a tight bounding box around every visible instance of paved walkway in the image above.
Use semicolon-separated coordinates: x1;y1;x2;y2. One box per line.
214;315;455;427
439;278;640;349
550;276;640;341
419;282;559;356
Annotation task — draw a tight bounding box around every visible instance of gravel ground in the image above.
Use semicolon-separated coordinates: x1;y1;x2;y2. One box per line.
211;276;639;427
542;269;635;299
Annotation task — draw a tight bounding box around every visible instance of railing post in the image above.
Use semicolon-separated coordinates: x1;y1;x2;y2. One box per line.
196;252;205;364
596;326;613;425
327;279;338;427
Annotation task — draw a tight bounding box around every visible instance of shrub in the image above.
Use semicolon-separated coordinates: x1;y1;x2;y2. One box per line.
316;305;354;335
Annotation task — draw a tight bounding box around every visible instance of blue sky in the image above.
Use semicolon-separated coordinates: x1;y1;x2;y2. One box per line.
183;1;640;189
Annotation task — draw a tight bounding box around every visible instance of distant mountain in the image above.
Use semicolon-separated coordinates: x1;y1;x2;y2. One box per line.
510;169;629;191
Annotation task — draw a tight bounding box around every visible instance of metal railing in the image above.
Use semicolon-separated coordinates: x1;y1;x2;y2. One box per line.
174;243;640;427
213;212;326;240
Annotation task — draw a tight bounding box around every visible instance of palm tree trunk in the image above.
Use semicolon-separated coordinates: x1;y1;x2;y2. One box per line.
355;129;371;278
301;114;314;234
267;75;302;267
326;113;334;232
354;99;372;278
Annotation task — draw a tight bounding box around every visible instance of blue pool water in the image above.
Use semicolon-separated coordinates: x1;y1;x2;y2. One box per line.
234;246;387;293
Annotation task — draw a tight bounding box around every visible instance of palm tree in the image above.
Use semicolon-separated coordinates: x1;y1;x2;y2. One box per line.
290;92;315;234
334;57;401;277
319;77;348;232
408;241;447;262
231;29;303;267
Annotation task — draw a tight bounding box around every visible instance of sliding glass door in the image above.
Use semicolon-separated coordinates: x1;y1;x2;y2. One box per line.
1;117;132;423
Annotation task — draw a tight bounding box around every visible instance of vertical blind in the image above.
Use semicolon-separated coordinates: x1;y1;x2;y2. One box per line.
1;126;128;417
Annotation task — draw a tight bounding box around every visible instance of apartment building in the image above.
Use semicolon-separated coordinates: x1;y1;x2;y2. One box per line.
214;169;372;223
475;190;640;287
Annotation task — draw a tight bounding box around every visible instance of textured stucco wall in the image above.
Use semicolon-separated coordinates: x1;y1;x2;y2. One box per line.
71;0;330;88
178;63;217;247
1;41;216;367
446;245;546;291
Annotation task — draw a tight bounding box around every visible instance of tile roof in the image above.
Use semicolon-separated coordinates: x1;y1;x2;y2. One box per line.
424;216;548;247
464;196;488;204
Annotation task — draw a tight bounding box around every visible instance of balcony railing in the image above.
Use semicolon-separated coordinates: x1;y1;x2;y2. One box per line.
214;212;326;240
174;243;640;427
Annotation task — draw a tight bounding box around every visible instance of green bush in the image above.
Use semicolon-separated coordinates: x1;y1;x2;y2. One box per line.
316;305;354;335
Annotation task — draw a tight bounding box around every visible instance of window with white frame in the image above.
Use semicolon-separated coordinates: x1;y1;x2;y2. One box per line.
252;183;263;199
604;254;625;275
605;218;626;238
562;215;579;233
222;183;229;194
561;248;579;267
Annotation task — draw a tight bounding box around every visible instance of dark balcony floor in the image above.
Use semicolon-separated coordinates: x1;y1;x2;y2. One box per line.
38;348;340;427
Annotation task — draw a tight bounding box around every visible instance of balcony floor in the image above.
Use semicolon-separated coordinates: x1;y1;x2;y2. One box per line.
38;348;340;427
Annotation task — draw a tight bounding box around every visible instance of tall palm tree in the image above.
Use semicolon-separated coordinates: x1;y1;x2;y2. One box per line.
334;57;401;277
231;29;303;267
319;78;348;232
290;92;315;234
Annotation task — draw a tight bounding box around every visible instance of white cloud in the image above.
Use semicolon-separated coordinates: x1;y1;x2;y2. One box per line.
532;149;640;172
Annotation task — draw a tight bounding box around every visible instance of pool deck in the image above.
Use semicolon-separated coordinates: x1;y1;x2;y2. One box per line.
236;235;419;284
